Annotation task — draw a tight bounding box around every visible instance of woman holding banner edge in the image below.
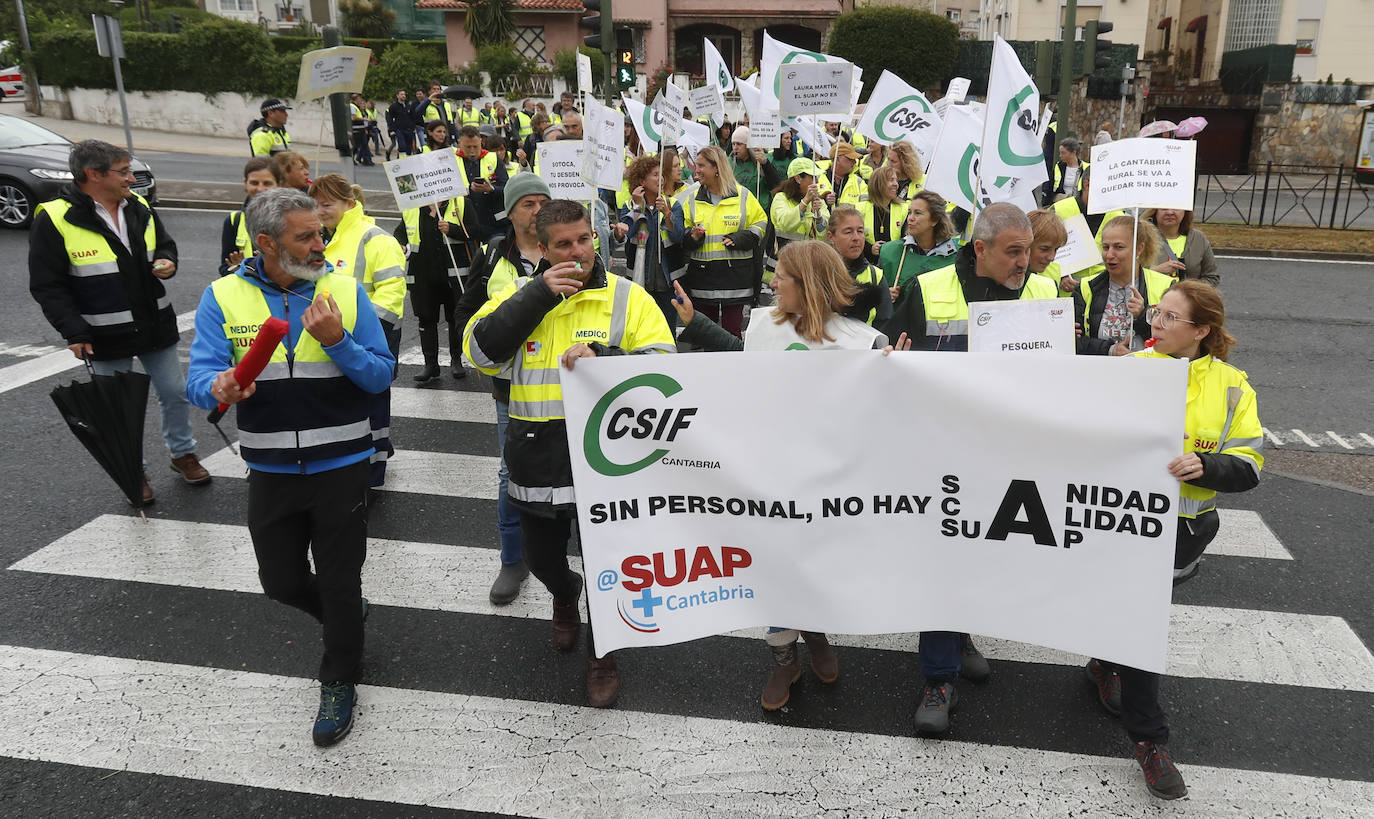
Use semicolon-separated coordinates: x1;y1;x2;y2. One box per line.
1085;280;1264;800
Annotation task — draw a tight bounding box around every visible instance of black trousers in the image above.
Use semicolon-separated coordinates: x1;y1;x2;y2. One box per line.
518;508;598;657
409;272;458;365
1107;513;1222;744
248;460;370;684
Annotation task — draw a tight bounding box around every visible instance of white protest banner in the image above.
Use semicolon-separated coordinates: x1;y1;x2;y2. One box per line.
662;81;688;115
778;59;854;116
760;30;837;111
922;104;987;214
982;36;1049;190
536;140;596;200
580;98;624;191
1088;138;1198;214
623;95;664;152
968;297;1076;354
1056;213;1104;274
650;92;685;146
946;76;971;103
383;149;465;211
704;38;734;95
576;51;594;96
856;70;941;162
747;111;782;149
562;352;1186;672
296;46;371;101
688;85;725;119
785;115;834;158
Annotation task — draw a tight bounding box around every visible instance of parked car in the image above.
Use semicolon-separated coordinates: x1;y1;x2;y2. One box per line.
0;113;156;228
0;66;22;99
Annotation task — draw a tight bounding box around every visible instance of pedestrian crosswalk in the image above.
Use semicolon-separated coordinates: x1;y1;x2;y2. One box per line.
4;380;1373;815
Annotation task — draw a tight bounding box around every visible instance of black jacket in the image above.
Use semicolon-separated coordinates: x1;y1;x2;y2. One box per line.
1072;268;1155;355
29;185;179;359
454;227;541;402
881;243;1026;351
386;100;413;132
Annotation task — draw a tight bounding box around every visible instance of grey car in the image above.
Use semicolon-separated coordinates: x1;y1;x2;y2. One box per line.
0;114;156;228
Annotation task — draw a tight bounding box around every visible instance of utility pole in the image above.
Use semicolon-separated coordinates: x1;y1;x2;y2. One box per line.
1055;0;1077;157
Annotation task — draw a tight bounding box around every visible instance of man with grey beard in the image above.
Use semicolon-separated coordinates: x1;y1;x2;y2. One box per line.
185;188;395;749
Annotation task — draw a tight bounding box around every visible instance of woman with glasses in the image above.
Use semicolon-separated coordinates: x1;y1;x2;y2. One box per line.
1084;280;1263;801
1074;213;1176;355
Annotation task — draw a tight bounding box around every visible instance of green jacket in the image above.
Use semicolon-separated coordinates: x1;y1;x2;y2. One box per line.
731;156;780;212
878;236;959;288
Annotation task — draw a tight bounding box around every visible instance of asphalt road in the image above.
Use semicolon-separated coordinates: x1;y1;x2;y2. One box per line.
0;211;1371;815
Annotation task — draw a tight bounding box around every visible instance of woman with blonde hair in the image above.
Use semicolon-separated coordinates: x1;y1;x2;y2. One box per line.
310;173;407;487
671;240;907;710
1074;213;1174;356
1026;208;1071;293
856;165;908;263
859;143;885;180
886;140;925;201
681;144;769;338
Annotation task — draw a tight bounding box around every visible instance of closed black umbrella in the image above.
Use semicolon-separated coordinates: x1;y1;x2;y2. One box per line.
50;360;151;509
443;85;481;100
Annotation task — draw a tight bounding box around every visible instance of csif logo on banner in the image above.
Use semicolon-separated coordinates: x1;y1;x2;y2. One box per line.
583;374;701;477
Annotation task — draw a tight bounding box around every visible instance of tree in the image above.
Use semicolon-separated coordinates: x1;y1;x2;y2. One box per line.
339;0;396;40
827;7;959;100
365;42;453;101
464;0;517;49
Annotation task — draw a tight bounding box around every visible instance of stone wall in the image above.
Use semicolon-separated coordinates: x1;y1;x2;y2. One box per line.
1251;82;1371;167
1064;80;1144;143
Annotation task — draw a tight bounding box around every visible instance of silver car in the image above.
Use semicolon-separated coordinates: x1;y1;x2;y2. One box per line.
0;114;157;228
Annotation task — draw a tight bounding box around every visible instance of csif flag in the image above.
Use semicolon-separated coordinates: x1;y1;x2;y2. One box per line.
921;104;989;215
982;35;1049;189
704;39;734;95
855;69;941;163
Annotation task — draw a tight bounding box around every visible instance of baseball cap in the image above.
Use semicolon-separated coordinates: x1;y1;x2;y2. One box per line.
830;142;860;161
787;157;820;178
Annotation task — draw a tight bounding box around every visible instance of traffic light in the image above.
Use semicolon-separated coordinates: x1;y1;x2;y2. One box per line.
615;29;635;90
1083;20;1114;75
581;0;605;50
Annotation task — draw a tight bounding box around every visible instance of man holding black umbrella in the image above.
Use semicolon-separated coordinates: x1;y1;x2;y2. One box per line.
29;139;210;504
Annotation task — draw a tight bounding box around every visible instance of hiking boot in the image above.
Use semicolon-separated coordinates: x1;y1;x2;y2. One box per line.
552;573;582;651
1085;659;1123;717
761;641;802;711
312;682;356;747
914;680;958;735
169;453;211;485
1134;741;1188;799
413;364;441;384
586;656;620;708
801;631;839;683
960;636;991;683
489;560;529;606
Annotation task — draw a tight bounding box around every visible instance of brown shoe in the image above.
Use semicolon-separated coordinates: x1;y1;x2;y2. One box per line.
586;656;620;708
801;631;839;683
128;473;155;506
552;599;581;651
761;642;802;711
170;453;211;485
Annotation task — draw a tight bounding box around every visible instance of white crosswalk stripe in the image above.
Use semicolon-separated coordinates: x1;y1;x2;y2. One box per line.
15;515;1367;691
2;644;1371;817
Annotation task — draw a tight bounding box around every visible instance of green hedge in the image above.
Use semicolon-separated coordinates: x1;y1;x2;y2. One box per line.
269;35;447;64
827;7;959;100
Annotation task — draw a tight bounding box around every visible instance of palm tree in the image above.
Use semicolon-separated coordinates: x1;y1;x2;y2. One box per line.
464;0;518;47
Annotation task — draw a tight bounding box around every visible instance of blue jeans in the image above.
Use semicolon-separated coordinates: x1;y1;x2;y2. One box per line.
91;342;196;459
494;397;522;564
918;631;965;682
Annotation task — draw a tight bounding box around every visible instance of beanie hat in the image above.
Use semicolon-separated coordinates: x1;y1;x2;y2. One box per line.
499;173;552;220
731;126;750;143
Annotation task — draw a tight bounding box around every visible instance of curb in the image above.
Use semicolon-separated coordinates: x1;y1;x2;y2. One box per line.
1214;247;1374;262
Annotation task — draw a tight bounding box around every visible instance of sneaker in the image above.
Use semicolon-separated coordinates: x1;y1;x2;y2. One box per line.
489;560;529;606
312;682;356;747
1134;741;1188;799
586;656;620;708
960;637;991;683
552;572;582;651
169;453;211;485
1084;659;1123;717
914;680;958;735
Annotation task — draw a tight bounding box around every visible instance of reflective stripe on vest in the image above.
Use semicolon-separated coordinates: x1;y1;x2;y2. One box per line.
919;264;1058;338
38;195;162;330
210;271;372;465
686;190;758;263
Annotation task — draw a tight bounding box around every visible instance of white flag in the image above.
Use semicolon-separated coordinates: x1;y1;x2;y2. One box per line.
760;30;836;112
922;104;988;215
982;35;1049;189
736;75;763;114
679;119;713;156
855;70;942;164
704;39;734;94
650;91;685;146
785;114;834;158
623;94;663;153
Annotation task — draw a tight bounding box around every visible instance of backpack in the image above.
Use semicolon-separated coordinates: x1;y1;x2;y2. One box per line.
246;118;264;138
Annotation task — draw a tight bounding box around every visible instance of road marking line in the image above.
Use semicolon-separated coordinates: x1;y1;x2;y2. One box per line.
200;447;499;499
4;645;1372;816
1326;431;1355;450
1291;429;1321;447
1360;433;1374;448
1262;427;1285;446
389;387;493;424
0;311;197;396
1215;254;1374;266
16;515;1350;688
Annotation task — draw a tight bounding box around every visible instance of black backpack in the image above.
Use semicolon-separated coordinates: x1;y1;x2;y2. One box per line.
246;117;264;138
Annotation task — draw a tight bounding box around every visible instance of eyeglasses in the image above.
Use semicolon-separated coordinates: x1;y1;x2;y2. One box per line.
1145;306;1197;329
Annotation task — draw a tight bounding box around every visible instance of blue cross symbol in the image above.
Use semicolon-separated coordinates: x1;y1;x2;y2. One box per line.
632;587;664;619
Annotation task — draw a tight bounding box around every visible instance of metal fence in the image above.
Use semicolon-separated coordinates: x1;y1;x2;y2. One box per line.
1195;164;1374;230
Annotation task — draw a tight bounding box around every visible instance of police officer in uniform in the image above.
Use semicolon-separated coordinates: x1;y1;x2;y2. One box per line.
250;98;292;157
